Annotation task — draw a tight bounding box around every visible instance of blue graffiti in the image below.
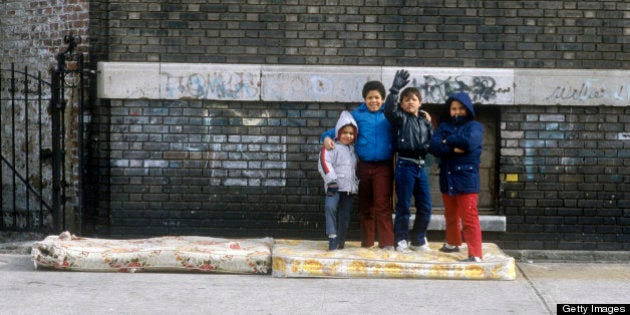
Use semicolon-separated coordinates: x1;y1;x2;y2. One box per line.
162;72;259;100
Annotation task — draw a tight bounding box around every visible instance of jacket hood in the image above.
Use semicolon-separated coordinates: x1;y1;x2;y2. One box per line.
335;111;358;143
446;92;475;118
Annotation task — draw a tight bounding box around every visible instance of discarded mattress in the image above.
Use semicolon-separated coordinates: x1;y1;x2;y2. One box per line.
272;240;516;280
32;231;273;274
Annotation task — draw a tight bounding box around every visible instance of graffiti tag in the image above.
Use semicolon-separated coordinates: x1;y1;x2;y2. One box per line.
417;75;511;103
545;79;630;102
162;72;259;100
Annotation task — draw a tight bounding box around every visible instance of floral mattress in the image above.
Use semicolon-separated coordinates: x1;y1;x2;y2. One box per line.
272;240;516;280
31;231;273;274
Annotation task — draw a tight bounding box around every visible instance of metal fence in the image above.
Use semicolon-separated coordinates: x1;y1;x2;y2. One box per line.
1;35;86;233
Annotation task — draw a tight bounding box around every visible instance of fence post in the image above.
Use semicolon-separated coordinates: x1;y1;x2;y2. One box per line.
50;67;62;233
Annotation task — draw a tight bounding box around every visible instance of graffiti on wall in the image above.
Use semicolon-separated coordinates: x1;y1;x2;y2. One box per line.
544;79;630;102
162;71;260;100
261;72;369;102
416;75;512;104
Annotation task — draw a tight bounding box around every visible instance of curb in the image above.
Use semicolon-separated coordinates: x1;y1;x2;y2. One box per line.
0;241;36;255
2;239;629;263
505;249;630;263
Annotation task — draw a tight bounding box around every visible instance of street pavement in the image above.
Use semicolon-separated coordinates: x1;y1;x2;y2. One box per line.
1;251;629;315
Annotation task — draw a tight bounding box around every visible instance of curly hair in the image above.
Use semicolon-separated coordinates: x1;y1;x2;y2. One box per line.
362;81;386;99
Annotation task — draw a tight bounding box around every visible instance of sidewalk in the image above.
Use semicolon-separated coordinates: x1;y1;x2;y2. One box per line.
1;253;628;314
1;234;629;314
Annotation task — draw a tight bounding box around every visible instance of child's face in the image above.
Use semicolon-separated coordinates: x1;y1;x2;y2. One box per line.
338;125;355;145
364;90;384;112
400;94;422;116
449;100;468;117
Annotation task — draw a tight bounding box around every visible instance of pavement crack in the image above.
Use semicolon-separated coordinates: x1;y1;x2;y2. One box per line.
517;264;553;315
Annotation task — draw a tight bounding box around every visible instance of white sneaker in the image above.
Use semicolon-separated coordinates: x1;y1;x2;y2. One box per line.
396;240;412;253
411;237;432;251
382;246;395;251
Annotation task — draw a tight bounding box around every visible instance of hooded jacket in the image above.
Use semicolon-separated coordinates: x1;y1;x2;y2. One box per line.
429;92;484;195
318;111;359;194
321;103;394;162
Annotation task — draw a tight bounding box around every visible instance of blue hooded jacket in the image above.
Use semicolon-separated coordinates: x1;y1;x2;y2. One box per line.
429;92;484;195
321;103;394;162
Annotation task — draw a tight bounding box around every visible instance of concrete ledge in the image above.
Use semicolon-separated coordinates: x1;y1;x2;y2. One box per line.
98;62;630;106
410;214;507;232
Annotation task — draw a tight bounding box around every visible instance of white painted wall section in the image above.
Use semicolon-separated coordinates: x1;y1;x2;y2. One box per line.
261;65;380;102
98;62;630;106
515;69;630;106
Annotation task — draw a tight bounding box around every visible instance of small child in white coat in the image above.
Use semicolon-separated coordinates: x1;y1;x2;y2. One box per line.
318;111;359;250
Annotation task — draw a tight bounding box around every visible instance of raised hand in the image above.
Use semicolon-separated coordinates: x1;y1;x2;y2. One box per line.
390;69;410;93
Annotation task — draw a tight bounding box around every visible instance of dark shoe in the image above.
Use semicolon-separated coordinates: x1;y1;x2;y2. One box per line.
328;237;338;250
439;244;460;253
458;256;481;263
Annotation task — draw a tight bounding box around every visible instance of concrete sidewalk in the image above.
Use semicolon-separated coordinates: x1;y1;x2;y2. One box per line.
1;253;629;314
1;236;629;314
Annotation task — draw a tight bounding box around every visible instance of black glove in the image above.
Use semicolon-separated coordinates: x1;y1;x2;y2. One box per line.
326;182;338;196
390;69;410;94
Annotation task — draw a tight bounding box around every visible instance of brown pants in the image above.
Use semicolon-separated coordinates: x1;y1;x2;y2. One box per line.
357;161;395;248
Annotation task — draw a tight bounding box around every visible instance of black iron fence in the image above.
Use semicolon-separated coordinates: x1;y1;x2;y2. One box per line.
0;64;54;231
1;35;86;233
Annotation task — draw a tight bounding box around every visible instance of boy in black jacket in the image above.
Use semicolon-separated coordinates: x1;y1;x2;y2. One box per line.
384;69;434;253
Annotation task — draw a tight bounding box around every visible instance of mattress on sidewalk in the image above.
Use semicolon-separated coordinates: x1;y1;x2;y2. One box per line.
31;231;273;274
272;240;516;280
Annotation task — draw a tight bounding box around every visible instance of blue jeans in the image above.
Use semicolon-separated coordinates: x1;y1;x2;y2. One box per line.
393;159;432;245
324;192;353;248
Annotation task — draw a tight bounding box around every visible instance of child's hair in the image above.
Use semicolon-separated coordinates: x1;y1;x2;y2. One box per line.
362;81;386;99
400;87;422;102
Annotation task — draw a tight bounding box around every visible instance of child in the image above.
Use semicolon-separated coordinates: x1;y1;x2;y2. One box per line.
318;111;359;250
384;69;434;253
321;81;395;249
429;92;484;262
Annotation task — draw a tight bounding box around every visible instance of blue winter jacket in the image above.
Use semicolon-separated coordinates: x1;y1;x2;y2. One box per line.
322;103;394;162
429;92;484;195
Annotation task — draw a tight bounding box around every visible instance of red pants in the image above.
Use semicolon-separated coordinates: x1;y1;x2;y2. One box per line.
357;161;395;248
442;193;483;258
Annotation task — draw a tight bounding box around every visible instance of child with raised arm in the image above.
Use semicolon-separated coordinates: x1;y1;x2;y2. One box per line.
384;69;434;253
318;111;359;250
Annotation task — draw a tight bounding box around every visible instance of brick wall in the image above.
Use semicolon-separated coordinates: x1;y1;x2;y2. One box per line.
85;0;630;249
0;0;89;70
3;0;629;250
94;0;630;68
105;100;343;238
499;106;630;250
